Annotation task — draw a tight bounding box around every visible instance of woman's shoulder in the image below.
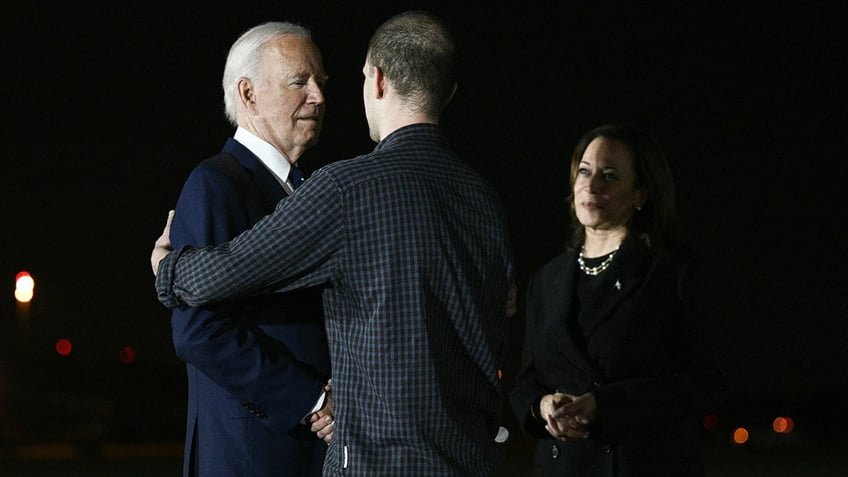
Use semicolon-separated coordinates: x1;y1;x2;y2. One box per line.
533;250;575;281
650;241;702;302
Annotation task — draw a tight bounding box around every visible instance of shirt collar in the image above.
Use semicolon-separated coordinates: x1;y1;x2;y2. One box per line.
374;123;444;152
234;127;292;186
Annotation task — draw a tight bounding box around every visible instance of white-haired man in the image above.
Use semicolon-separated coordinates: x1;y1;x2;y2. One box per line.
166;22;332;477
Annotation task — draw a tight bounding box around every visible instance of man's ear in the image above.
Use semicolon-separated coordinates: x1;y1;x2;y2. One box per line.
373;66;387;99
237;77;257;113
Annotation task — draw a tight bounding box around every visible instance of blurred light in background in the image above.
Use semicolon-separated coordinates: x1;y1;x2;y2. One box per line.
15;271;35;303
733;427;749;445
773;416;795;434
120;346;136;364
703;414;719;431
55;338;72;356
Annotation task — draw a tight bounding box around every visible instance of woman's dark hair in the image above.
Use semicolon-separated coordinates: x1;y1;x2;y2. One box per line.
566;124;677;251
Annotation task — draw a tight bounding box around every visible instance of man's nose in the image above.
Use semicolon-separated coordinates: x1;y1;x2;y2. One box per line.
307;79;325;104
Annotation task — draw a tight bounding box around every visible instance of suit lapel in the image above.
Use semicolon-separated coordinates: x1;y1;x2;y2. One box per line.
577;236;651;340
223;138;288;206
541;252;605;378
540;254;573;339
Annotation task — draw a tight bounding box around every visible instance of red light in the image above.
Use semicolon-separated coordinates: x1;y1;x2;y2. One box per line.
773;416;795;433
56;339;72;356
119;346;136;364
702;414;718;431
16;271;31;281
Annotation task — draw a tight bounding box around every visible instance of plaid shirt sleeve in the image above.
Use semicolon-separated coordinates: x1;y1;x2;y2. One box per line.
156;168;344;308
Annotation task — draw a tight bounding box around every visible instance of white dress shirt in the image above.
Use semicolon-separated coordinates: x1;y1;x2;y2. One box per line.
234;127;297;194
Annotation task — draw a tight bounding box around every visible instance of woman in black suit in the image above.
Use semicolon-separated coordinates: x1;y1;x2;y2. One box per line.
510;124;729;476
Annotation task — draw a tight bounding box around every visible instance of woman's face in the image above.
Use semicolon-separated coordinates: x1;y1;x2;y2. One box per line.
573;137;646;233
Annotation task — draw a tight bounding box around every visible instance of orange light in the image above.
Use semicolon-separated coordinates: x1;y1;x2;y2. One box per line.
55;338;72;356
732;427;749;444
773;416;794;433
498;369;503;380
119;346;136;364
15;271;35;303
702;414;718;431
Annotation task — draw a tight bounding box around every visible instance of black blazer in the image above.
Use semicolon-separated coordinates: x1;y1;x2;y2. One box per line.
510;235;728;476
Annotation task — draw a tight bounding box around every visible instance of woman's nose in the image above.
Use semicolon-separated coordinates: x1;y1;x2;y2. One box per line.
587;175;604;192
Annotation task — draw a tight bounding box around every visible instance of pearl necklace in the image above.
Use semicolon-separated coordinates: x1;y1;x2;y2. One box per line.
577;245;619;276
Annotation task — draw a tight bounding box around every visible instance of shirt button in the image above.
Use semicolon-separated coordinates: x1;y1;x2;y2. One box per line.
551;444;560;459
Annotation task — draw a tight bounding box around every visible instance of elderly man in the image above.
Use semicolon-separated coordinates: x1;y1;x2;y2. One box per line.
154;11;513;476
166;22;332;477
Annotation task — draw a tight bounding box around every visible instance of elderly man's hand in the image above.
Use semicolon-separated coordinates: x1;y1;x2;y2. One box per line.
309;381;334;444
151;210;175;276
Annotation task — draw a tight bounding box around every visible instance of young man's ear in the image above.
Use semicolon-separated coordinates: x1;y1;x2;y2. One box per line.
373;65;387;99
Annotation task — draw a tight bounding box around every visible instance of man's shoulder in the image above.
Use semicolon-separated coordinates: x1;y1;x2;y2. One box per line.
196;149;241;171
314;151;381;186
312;126;494;197
189;149;251;177
191;138;255;174
178;151;256;196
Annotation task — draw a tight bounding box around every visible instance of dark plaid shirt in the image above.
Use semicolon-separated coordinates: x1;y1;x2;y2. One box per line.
156;124;514;476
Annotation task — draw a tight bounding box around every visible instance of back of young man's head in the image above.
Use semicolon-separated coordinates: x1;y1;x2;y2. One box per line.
367;11;457;117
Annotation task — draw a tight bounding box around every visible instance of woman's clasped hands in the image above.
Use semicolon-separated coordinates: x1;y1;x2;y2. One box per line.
540;391;597;441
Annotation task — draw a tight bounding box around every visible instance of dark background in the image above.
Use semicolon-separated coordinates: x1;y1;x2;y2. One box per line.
2;1;846;474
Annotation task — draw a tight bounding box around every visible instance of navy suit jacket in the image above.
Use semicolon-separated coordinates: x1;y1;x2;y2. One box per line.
169;138;330;477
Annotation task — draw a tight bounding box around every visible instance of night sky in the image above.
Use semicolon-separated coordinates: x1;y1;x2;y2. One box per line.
2;1;846;445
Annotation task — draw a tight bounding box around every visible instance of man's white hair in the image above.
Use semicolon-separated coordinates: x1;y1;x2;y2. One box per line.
222;22;312;125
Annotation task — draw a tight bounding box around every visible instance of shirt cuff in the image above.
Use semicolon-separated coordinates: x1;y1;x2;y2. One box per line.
302;390;326;424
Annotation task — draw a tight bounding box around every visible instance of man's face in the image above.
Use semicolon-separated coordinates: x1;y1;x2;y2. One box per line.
249;35;326;161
